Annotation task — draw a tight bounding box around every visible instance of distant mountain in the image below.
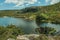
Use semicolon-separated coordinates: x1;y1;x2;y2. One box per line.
20;2;60;13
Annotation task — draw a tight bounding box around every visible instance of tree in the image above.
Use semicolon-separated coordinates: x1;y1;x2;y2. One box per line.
36;15;46;26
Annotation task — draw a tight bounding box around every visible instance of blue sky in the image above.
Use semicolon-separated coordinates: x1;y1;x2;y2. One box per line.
0;0;60;10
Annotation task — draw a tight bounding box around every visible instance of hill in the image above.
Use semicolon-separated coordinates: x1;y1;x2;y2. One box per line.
0;2;60;22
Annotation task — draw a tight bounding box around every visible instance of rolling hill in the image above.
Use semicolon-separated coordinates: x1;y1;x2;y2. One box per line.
0;2;60;23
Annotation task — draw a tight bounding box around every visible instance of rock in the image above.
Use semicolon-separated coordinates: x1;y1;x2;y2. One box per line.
17;35;29;40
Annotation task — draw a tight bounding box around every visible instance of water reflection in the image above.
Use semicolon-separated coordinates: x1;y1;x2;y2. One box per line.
40;23;60;32
0;16;60;33
0;16;37;33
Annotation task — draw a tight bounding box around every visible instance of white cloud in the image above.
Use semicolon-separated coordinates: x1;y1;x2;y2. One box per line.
50;0;60;4
29;0;37;4
4;0;60;7
45;0;60;4
5;0;18;4
4;0;38;7
45;0;50;3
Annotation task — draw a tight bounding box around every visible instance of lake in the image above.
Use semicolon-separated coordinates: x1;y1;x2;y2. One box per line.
0;16;37;33
0;16;60;33
40;23;60;32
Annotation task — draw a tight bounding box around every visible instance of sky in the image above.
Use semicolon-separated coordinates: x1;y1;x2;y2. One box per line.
0;0;60;10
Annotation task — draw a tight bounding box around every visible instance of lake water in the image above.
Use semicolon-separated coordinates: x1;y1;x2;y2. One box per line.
0;16;37;33
40;23;60;32
0;16;60;33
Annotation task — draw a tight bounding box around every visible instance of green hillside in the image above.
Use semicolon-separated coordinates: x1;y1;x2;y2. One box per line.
0;2;60;24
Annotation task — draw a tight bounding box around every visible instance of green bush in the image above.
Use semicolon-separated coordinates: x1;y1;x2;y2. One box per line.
0;25;24;40
35;27;56;35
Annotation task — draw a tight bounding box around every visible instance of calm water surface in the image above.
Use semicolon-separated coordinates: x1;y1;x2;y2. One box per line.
0;16;37;33
0;16;60;33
